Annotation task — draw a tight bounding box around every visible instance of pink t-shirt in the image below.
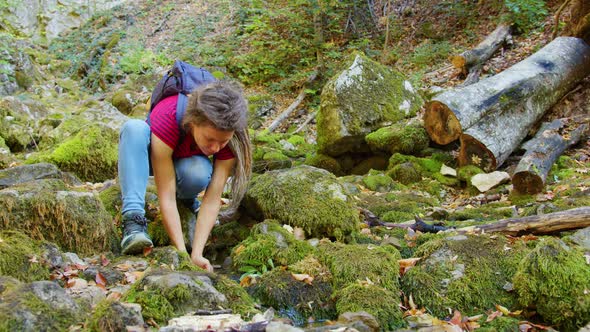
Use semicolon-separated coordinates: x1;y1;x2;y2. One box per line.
148;95;234;160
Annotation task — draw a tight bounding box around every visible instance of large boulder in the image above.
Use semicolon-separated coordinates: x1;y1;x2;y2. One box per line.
243;165;360;240
0;162;79;189
0;280;85;331
0;96;49;152
317;53;423;157
401;234;530;317
0;177;118;255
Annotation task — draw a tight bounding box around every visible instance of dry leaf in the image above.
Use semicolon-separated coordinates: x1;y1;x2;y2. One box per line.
115;263;132;271
96;272;107;290
240;275;253;287
143;246;153;257
399;257;421;276
496;304;510;315
486;310;503;322
106;291;122;301
449;310;462;325
66;278;88;289
293;227;305;240
291;273;314;285
100;254;110;267
28;255;38;263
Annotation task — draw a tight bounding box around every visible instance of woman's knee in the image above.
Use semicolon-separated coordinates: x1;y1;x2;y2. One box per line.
175;156;213;198
120;119;150;142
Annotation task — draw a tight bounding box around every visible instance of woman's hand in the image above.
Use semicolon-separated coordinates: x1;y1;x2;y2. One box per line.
191;254;213;273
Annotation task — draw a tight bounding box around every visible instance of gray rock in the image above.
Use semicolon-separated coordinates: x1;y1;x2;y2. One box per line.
317;53;423;157
0;163;66;189
570;226;590;251
89;301;145;331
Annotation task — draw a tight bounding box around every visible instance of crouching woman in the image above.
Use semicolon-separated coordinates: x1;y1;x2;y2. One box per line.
117;81;252;272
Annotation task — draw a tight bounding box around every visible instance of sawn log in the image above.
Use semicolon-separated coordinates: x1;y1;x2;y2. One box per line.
512;118;587;194
458;37;590;170
451;24;512;74
424;37;590;146
458;207;590;236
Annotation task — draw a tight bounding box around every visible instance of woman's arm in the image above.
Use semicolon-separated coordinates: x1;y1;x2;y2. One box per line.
191;157;236;272
151;134;187;253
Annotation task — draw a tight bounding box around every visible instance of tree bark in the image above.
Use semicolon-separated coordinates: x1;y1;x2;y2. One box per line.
512;119;587;194
456;37;590;171
424;37;590;147
451;24;512;74
458;207;590;236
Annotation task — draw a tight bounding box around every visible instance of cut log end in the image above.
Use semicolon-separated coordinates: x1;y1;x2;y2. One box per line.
459;134;496;171
424;101;462;145
512;171;544;195
451;55;467;70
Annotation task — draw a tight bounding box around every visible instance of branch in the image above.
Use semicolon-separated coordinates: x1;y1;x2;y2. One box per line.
266;72;318;133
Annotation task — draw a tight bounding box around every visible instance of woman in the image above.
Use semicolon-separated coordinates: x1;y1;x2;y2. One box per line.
117;81;252;272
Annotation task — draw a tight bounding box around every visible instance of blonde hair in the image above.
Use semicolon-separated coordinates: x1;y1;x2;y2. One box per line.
183;81;252;220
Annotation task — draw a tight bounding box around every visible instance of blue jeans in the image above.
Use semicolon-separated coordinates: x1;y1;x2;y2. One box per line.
118;119;212;216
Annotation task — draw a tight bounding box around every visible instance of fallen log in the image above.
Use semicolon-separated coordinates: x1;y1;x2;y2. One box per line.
512;119;588;194
424;37;590;146
266;72;317;133
452;24;512;75
457;37;590;170
458;207;590;236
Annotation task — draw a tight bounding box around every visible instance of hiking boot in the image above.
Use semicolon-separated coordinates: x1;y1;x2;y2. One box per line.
121;214;153;255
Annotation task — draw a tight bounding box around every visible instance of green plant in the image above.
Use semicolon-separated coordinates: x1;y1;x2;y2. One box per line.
408;40;453;69
503;0;548;32
239;258;275;281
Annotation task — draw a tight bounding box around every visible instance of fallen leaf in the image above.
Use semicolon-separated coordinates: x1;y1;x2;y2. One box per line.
291;273;314;285
518;321;552;330
28;255;38;263
293;227;305;240
115;263;132;271
100;254;110;267
449;310;462;325
146;318;159;328
282;224;294;233
106;291;122;301
239;275;253;287
66;278;88;289
486;310;503;322
143;246;153;257
496;304;510;315
74;263;88;271
96;272;107;290
399;257;421;276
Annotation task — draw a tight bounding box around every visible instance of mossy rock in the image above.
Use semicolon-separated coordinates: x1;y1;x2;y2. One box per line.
387;162;422;184
513;238;590;330
304;153;343;176
243;166;360;240
41;124;119;182
318;242;401;291
111;89;135;115
231;220;314;271
123;269;228;325
401;234;531;317
362;170;395;192
317;53;423;157
0;178;119;255
0;281;84;331
349;155;389;175
0;231;52;282
85;299;144;332
250;266;335;325
212;275;259;319
365;121;429;155
334;283;404;330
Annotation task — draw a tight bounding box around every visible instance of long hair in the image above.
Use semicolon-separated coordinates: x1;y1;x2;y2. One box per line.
183;81;252;220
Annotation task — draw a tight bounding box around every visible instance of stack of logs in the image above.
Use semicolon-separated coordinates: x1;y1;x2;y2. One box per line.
424;32;590;194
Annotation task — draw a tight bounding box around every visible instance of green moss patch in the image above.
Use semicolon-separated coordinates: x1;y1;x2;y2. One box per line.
243;166;360;240
365;122;429;155
0;231;52;282
513;238;590;330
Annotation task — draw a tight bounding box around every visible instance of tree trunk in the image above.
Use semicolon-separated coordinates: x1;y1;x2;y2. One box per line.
458;207;590;236
451;24;512;74
456;37;590;171
424;37;590;146
512;119;588;194
563;0;590;43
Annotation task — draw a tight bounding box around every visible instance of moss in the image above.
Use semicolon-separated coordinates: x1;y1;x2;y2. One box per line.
287;135;306;146
0;231;51;282
318;242;400;291
124;285;175;324
448;202;516;222
477;315;521;332
513;238;590;330
0;180;118;255
362;171;394;191
507;192;536;206
0;283;82;331
387;162;422;184
251;267;335;325
304;153;343;176
98;184;122;218
402;234;530;317
111;89;134;114
213;275;259;319
334;283;404;330
365;122;429;155
85;299;132;332
349;155;389;175
46;125;118;182
243;166;360;240
232;220;314;271
317;53;423;157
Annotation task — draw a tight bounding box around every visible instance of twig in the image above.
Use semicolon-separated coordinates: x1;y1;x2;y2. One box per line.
293;111;317;134
553;0;572;40
266;72;318;133
150;11;172;37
